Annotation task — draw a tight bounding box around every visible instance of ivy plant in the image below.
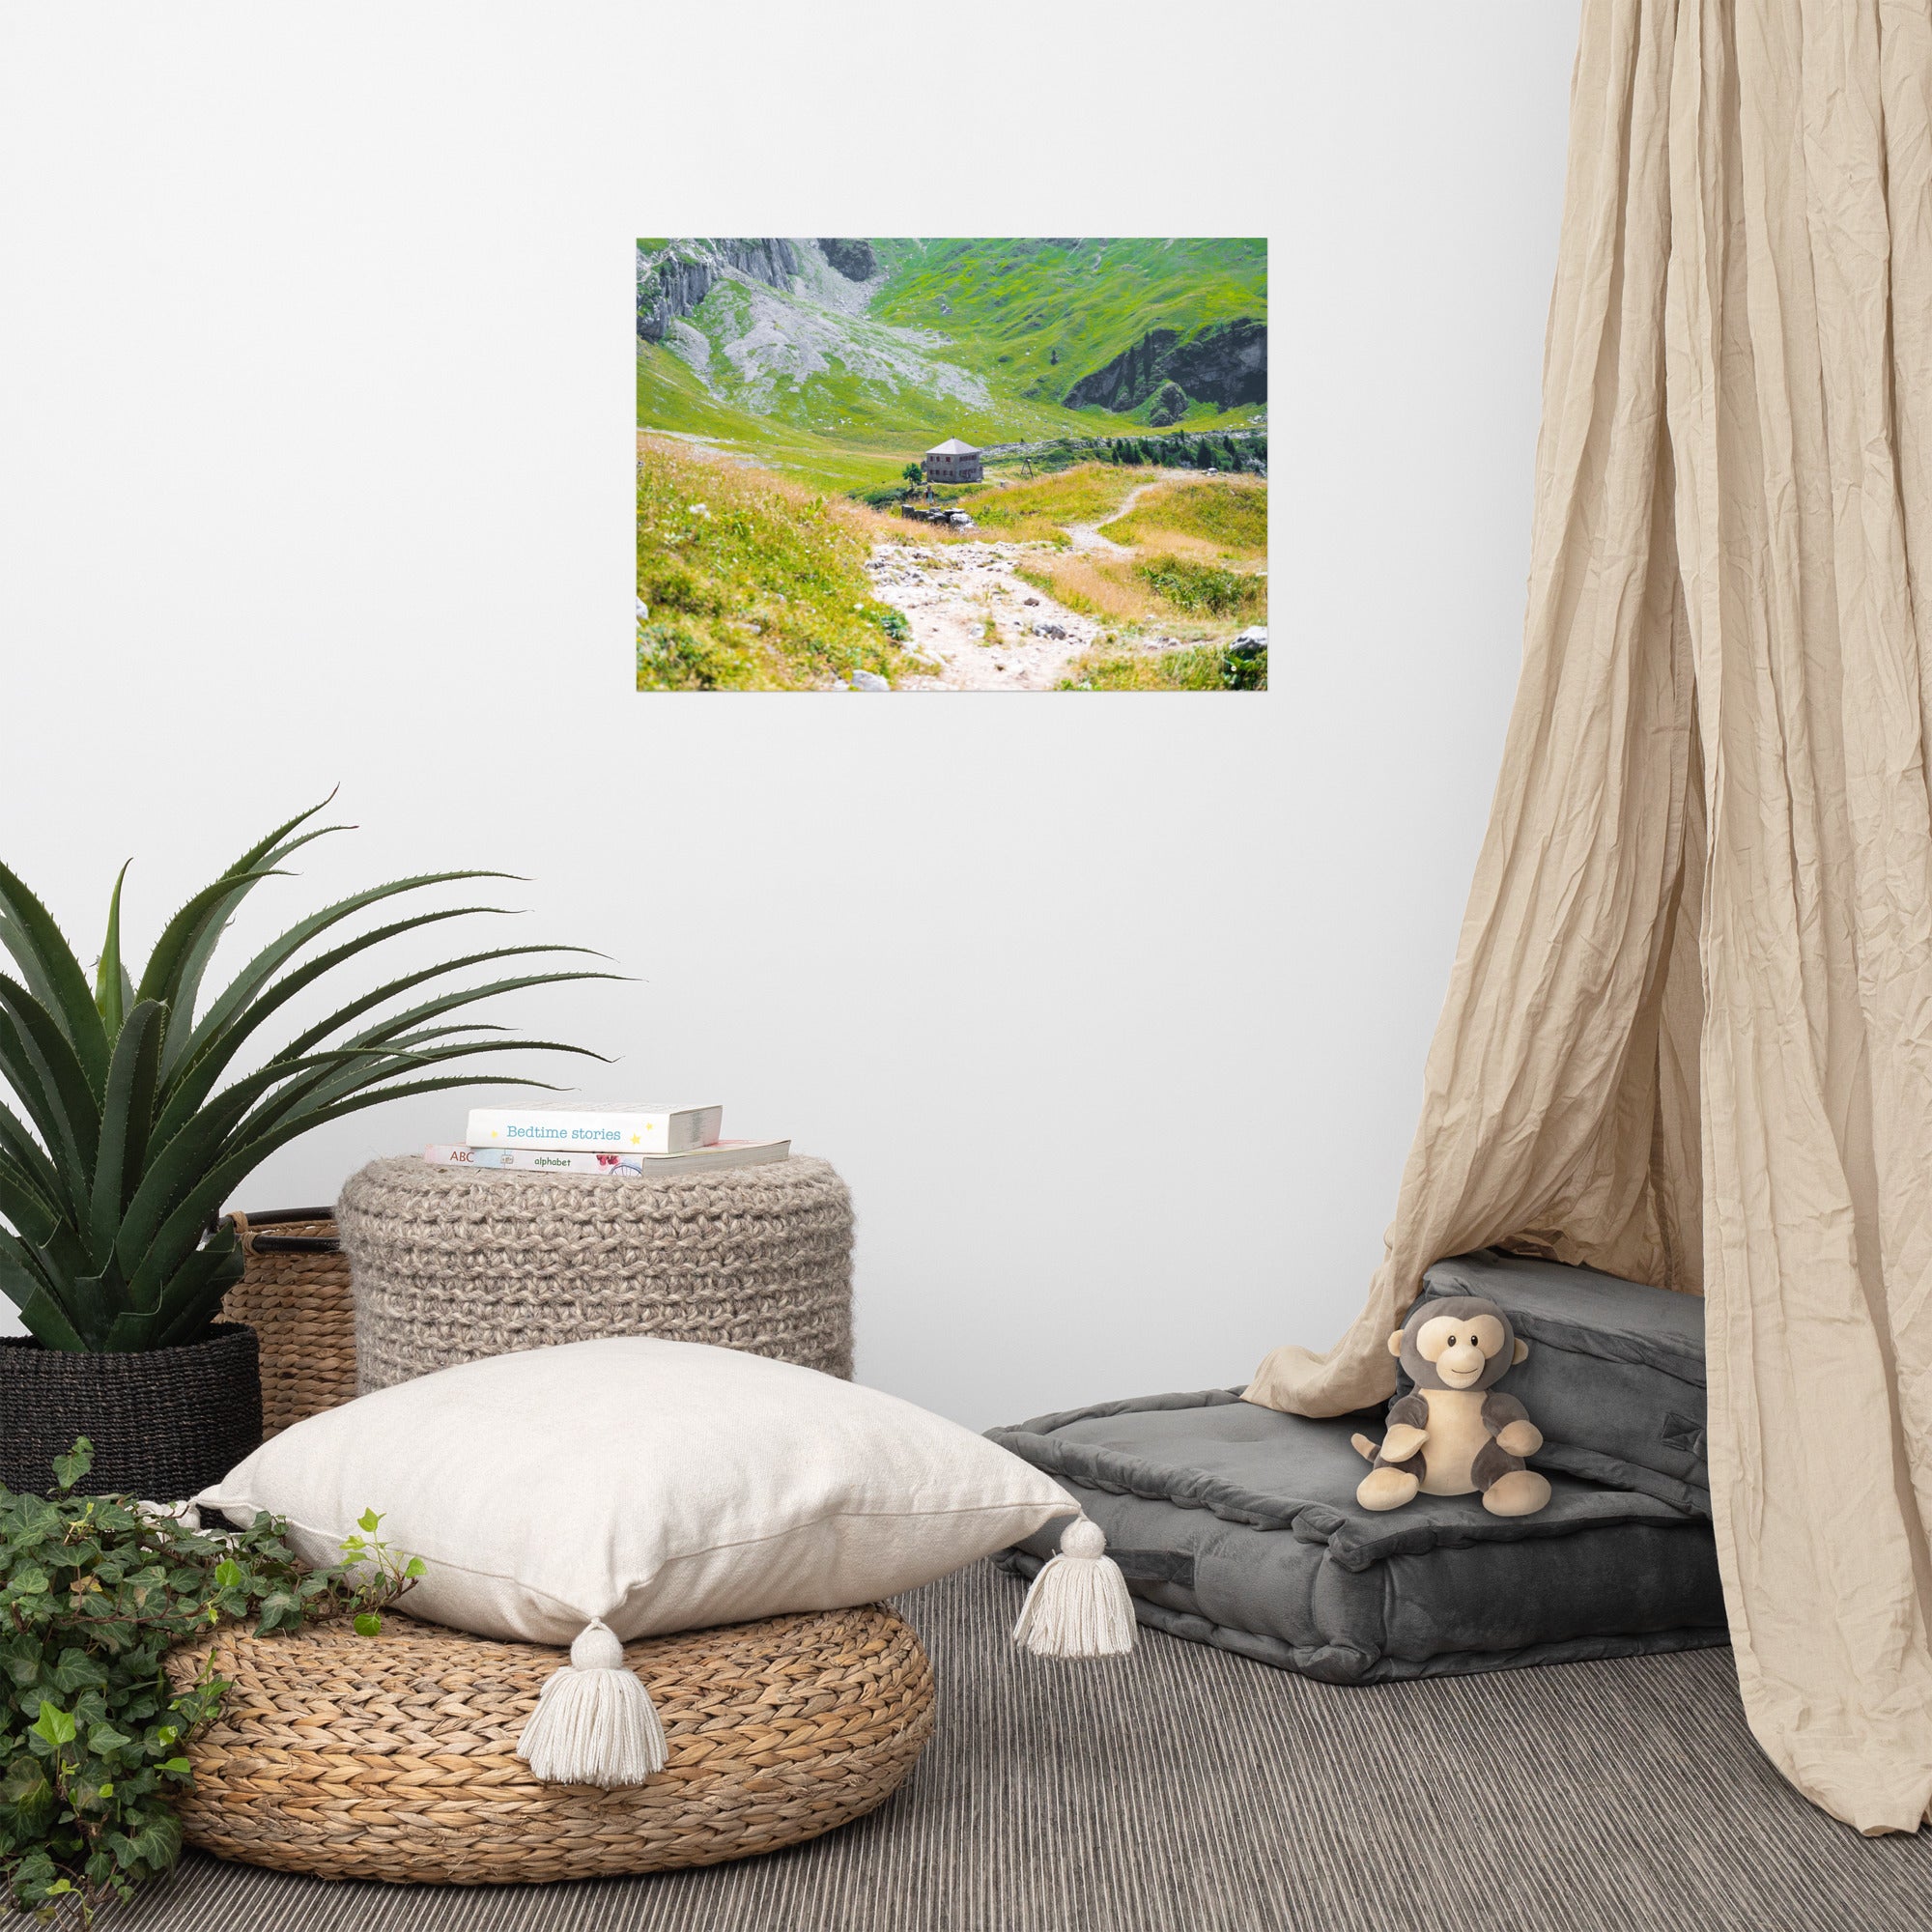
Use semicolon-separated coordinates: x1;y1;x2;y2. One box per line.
0;1440;418;1923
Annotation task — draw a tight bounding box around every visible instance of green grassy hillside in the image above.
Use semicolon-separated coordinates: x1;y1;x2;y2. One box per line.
637;238;1265;496
637;437;923;691
869;239;1264;408
1100;476;1269;551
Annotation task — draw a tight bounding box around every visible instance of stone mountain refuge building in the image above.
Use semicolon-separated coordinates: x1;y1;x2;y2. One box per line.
923;438;982;484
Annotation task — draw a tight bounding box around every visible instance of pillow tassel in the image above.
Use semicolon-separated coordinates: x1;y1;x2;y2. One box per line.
1011;1517;1135;1659
516;1619;667;1785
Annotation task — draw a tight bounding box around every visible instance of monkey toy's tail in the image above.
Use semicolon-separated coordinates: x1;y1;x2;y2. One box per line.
1350;1433;1378;1463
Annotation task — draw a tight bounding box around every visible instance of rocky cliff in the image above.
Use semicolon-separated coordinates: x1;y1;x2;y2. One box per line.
636;239;802;341
816;238;877;282
1063;318;1266;415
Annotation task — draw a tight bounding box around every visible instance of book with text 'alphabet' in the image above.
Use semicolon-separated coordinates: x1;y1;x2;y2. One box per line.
426;1140;788;1177
464;1103;724;1152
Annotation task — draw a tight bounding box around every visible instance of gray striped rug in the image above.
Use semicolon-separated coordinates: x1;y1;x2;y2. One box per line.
128;1561;1931;1932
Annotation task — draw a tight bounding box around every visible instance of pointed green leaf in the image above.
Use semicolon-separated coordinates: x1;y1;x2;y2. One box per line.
0;1090;60;1183
94;860;131;1037
0;862;110;1092
0;1144;62;1245
89;999;165;1268
0;1236;86;1349
235;1035;604;1150
116;1046;402;1274
172;875;521;1075
14;1289;85;1351
154;800;351;1076
157;909;554;1125
270;954;617;1069
132;865;285;1011
0;973;100;1193
99;1307;158;1351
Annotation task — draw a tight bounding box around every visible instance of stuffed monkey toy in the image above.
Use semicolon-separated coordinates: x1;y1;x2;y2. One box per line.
1350;1294;1551;1517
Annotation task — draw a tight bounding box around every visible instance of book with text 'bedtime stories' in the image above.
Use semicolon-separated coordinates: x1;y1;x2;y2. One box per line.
426;1140;788;1177
464;1104;724;1152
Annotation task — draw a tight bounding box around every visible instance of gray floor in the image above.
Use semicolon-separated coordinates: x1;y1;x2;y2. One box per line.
127;1561;1932;1932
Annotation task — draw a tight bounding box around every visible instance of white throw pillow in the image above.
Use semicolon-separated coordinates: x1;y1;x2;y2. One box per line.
197;1336;1081;1647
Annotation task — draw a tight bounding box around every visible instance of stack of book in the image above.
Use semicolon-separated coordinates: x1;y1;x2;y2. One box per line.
424;1104;789;1177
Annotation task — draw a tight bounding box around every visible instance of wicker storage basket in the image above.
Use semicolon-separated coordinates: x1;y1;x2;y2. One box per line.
169;1602;933;1884
220;1208;358;1437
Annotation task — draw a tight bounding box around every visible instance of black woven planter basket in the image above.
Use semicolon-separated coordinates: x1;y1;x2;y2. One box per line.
0;1323;263;1501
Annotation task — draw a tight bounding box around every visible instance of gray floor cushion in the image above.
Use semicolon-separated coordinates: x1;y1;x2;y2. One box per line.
1421;1249;1709;1514
991;1390;1725;1683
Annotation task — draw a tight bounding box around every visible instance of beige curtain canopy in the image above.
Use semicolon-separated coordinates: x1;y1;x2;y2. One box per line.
1249;0;1932;1834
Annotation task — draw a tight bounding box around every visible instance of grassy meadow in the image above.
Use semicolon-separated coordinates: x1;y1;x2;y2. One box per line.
954;467;1147;542
1100;476;1269;552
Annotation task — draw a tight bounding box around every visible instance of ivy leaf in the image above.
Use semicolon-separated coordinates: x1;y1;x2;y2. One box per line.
156;1757;192;1776
50;1438;93;1492
49;1647;108;1694
404;1556;426;1579
353;1611;383;1637
0;1756;51;1806
1;1641;43;1688
88;1720;134;1754
211;1558;243;1589
31;1701;76;1748
356;1508;383;1534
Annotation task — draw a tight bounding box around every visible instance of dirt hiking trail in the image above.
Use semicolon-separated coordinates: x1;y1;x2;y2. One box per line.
866;541;1100;691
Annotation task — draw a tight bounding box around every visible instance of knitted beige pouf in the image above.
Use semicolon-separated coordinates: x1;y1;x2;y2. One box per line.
337;1155;853;1392
168;1604;933;1884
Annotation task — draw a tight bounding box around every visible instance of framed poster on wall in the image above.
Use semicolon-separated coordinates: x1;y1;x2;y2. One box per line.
637;239;1267;692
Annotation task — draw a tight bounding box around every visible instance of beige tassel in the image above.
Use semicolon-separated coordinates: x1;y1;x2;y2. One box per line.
516;1619;667;1785
1012;1517;1136;1659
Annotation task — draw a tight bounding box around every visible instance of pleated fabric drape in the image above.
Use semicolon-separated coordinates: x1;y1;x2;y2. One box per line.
1248;0;1932;1833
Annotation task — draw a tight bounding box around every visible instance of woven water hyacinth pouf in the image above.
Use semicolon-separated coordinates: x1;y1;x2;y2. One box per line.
168;1603;934;1884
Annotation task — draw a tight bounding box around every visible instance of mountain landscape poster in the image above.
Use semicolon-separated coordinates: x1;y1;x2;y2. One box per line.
637;239;1267;692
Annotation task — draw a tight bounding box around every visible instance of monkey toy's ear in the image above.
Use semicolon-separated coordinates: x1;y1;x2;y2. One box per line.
1513;1339;1529;1365
1388;1330;1406;1356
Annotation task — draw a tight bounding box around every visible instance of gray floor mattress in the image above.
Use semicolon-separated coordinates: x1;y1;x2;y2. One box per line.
991;1389;1726;1683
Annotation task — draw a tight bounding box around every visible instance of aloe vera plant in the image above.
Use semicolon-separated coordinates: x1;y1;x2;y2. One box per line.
0;801;611;1352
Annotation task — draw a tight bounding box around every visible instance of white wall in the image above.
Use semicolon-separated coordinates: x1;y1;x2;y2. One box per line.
0;1;1579;1426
